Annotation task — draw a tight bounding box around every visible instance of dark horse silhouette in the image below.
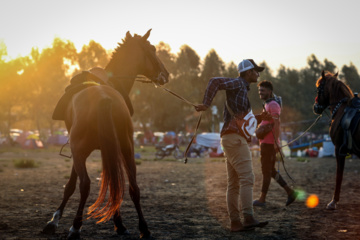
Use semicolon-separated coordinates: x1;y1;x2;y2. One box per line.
42;29;169;239
313;70;360;210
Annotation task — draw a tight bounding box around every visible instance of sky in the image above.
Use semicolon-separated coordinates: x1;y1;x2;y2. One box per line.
1;0;359;74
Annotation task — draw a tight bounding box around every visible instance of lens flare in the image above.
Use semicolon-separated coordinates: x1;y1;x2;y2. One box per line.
306;194;319;208
294;188;306;201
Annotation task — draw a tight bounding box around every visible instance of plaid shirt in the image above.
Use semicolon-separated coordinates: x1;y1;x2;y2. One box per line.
202;77;251;137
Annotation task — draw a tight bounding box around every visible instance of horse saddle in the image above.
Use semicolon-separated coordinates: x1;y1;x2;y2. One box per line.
339;95;360;156
52;71;134;120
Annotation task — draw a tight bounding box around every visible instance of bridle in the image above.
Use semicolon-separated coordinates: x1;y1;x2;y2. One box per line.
139;42;168;85
313;76;328;115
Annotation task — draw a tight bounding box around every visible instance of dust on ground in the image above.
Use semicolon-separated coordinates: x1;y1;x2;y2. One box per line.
0;149;360;239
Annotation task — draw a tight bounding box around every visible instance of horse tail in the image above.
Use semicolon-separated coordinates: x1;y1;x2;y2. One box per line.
88;97;125;223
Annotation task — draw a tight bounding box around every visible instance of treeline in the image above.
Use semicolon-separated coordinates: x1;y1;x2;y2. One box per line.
1;38;360;139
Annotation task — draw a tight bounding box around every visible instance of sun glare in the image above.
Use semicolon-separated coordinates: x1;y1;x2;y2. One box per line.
63;58;79;77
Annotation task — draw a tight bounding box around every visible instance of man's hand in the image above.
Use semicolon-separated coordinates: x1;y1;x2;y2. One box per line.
194;104;208;112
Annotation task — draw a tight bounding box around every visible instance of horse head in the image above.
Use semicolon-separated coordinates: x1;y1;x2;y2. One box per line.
313;70;331;114
105;29;169;94
313;70;353;115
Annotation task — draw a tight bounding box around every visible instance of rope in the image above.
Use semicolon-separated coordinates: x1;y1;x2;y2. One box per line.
153;83;197;107
279;114;323;148
152;82;201;163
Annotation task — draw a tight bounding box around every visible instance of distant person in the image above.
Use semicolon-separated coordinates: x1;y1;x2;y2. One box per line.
253;80;297;207
195;59;270;231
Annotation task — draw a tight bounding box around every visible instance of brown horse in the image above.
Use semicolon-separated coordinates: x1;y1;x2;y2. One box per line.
313;70;360;210
42;29;169;239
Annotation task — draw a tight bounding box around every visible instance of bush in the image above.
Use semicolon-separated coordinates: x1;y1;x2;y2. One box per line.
297;157;309;163
13;159;37;168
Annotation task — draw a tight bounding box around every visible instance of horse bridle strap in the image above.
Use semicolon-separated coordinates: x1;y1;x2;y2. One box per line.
331;97;348;119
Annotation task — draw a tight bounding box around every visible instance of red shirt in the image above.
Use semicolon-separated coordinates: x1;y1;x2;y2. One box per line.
259;101;281;144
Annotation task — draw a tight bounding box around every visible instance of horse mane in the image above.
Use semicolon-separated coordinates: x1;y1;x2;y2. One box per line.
105;32;155;72
112;34;154;59
317;71;354;99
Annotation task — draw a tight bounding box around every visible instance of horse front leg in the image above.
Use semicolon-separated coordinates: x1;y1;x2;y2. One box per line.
68;155;91;240
327;150;345;210
43;165;78;234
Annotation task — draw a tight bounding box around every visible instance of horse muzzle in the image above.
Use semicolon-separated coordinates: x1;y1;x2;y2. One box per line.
313;103;326;115
156;72;169;85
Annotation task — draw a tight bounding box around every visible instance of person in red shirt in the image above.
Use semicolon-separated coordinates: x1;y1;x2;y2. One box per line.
253;80;297;207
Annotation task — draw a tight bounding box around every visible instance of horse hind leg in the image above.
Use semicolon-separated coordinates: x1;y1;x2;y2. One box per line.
130;178;150;238
125;159;150;238
43;165;78;234
67;153;91;240
113;209;130;235
327;149;345;210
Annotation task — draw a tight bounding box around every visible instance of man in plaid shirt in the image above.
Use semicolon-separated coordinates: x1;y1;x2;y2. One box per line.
195;59;270;232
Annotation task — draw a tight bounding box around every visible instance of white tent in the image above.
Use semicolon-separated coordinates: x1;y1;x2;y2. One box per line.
196;132;223;154
281;140;291;157
318;140;335;157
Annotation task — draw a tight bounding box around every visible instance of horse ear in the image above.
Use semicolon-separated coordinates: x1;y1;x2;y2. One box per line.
334;72;339;77
142;29;152;41
126;31;132;39
321;70;325;79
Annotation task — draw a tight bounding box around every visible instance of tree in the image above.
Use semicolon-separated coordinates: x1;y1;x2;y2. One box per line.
23;38;78;135
78;40;109;70
152;45;201;132
274;65;303;126
223;62;238;78
341;62;360;92
131;42;181;133
323;59;337;73
198;49;225;132
0;41;8;134
295;54;323;120
0;56;29;136
156;42;176;74
175;45;200;76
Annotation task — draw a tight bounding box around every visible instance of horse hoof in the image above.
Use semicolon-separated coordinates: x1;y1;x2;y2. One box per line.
326;200;337;210
117;229;130;235
67;231;81;240
42;222;57;234
140;231;153;239
67;226;81;240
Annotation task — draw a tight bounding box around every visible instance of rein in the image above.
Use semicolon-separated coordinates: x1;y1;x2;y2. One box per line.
151;82;202;164
279;114;323;148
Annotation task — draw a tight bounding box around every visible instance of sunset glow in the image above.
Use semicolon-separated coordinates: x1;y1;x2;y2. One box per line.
1;0;359;72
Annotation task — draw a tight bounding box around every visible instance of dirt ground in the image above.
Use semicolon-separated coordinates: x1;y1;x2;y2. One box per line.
0;148;360;240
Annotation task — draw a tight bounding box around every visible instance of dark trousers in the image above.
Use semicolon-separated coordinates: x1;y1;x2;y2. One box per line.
260;143;287;193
